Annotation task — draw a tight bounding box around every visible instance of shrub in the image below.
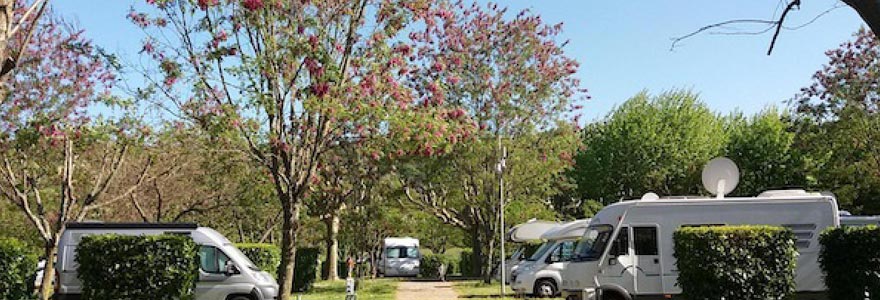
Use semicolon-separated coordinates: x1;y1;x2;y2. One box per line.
76;234;199;300
673;225;797;300
294;247;319;292
420;253;457;278
459;250;477;277
819;226;880;300
236;243;281;278
0;238;37;300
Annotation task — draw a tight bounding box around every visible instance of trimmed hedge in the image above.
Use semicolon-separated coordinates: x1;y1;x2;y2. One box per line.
0;238;37;300
459;250;477;277
236;243;281;278
420;253;458;278
76;234;199;300
294;247;319;292
819;225;880;300
673;225;797;300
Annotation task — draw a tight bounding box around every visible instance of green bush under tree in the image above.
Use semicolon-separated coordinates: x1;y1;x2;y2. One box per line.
819;226;880;300
236;243;281;278
420;253;458;278
459;250;477;277
76;234;199;300
0;238;37;300
294;247;319;292
673;225;797;300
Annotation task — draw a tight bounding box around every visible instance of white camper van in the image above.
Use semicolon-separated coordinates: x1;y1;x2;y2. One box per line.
54;223;279;300
840;215;880;227
511;219;589;297
560;158;840;300
378;237;420;277
500;220;561;283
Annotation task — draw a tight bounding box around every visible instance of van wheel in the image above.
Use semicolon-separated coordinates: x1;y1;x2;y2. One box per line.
227;296;253;300
533;279;557;298
599;291;626;300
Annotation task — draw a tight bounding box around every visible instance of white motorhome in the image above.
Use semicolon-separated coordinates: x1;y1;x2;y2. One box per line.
840;215;880;227
54;223;279;300
500;220;561;283
377;237;420;277
560;158;839;300
511;219;589;297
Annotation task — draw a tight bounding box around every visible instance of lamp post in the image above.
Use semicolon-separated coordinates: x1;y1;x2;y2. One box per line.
496;144;507;299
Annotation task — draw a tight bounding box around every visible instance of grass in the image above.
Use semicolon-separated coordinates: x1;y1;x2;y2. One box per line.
453;280;562;300
294;278;398;300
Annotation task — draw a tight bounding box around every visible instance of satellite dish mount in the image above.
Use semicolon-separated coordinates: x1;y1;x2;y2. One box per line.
701;157;740;199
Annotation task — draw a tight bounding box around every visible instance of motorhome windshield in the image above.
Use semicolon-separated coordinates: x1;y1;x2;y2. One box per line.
386;246;419;259
223;244;259;271
526;242;554;261
573;225;613;262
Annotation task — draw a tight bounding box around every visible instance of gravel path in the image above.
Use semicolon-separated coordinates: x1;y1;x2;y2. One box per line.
395;281;459;300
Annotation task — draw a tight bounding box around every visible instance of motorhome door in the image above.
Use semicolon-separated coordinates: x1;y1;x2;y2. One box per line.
600;226;633;288
632;225;662;294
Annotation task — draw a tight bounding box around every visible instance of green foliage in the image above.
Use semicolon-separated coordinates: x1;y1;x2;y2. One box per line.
294;248;320;292
459;250;477;277
724;108;807;196
0;238;37;300
420;253;458;278
819;226;880;299
76;234;199;300
236;243;281;278
573;90;726;203
673;226;797;300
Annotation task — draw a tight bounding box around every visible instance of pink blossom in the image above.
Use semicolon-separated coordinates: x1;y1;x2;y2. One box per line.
198;0;219;10
242;0;264;11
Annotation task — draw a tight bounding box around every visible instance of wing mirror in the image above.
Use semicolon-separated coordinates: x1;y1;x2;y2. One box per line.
225;263;241;276
608;257;618;266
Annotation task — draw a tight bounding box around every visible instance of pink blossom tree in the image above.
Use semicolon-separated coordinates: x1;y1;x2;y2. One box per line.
0;0;51;100
130;0;472;297
0;10;151;300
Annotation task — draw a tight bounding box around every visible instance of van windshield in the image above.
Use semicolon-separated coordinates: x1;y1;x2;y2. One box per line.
526;242;554;261
386;246;419;259
224;244;260;272
572;225;613;262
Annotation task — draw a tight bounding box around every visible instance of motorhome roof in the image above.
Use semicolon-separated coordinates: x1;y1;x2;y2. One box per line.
540;219;590;241
65;222;199;229
508;220;560;242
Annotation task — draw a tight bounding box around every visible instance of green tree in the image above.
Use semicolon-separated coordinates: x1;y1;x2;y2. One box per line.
572;90;726;203
793;29;880;214
724;108;808;197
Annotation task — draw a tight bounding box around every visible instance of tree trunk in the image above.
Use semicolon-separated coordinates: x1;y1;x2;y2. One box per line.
469;226;482;278
277;200;301;300
324;213;340;281
482;228;496;284
845;0;880;36
38;236;60;300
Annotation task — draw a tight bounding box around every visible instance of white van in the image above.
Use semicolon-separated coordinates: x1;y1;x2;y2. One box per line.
840;215;880;227
500;220;561;283
54;223;279;300
377;237;420;277
511;219;589;297
559;190;839;300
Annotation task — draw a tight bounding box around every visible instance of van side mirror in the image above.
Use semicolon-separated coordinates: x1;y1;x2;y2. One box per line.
224;263;240;276
608;257;618;266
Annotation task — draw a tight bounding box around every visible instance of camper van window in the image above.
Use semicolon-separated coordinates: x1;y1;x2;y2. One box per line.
559;241;576;261
609;227;629;257
385;247;418;259
633;227;659;256
527;242;554;261
406;247;419;259
573;225;613;262
199;246;232;273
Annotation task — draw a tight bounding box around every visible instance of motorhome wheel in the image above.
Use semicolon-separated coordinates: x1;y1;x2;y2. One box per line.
227;295;252;300
533;279;557;298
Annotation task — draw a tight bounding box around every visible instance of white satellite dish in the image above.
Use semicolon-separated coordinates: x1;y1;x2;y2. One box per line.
641;192;660;201
701;157;739;198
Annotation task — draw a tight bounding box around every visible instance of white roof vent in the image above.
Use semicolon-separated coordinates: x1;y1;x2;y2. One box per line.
641;192;660;200
758;189;819;197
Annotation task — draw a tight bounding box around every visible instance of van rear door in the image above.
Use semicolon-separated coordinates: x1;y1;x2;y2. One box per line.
632;225;662;294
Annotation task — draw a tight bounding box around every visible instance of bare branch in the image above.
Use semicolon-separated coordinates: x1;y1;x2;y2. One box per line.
768;0;802;55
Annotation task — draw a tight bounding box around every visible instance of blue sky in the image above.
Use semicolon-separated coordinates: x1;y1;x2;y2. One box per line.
53;0;864;121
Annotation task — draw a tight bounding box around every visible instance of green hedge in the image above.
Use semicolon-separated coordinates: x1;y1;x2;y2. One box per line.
459;250;477;277
236;243;281;278
294;247;319;292
673;225;797;300
819;225;880;300
76;234;199;300
420;253;458;278
0;238;37;300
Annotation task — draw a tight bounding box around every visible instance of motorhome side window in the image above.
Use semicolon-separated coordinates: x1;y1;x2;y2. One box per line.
633;227;659;255
609;227;629;257
199;245;232;273
559;241;576;261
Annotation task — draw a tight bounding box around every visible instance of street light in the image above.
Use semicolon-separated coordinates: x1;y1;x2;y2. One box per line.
496;145;507;299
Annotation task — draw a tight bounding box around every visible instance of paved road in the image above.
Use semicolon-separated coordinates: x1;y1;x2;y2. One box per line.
396;281;459;300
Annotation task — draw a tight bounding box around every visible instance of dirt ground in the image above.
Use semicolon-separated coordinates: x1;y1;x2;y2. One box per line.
395;281;459;300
